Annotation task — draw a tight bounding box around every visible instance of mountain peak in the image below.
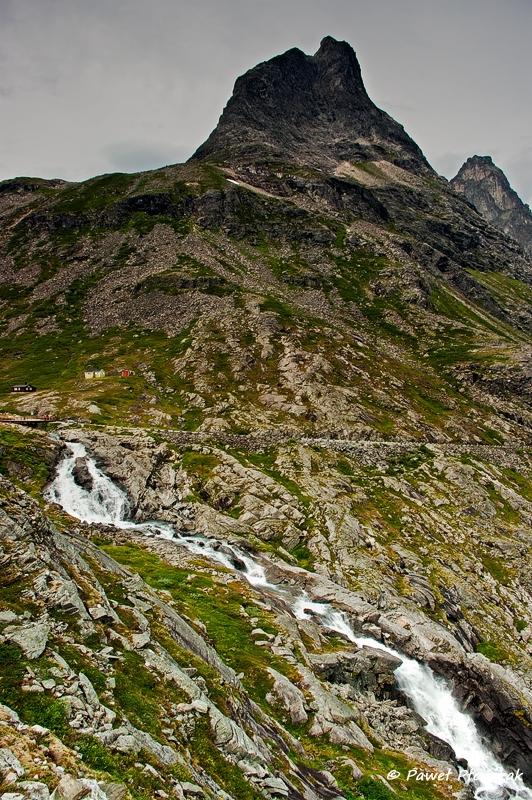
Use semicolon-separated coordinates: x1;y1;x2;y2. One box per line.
191;37;430;174
451;155;532;258
313;35;365;79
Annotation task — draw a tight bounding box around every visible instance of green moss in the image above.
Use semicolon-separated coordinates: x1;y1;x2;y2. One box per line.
0;572;40;616
477;640;512;663
0;644;70;737
336;457;356;476
100;543;293;706
114;242;137;266
480;551;514;585
356;777;394;800
0;643;27;709
244;449;311;509
51;172;138;215
135;267;234;298
180;449;218;477
479;428;505;446
189;719;264;799
290;542;315;570
430;286;515;343
54;644;107;695
114;650;178;737
468;270;532;306
259;297;295;322
0;428;55;491
499;466;532;503
75;736;119;772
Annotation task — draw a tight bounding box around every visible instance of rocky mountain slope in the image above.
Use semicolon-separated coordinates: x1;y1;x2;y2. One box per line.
2;40;532;441
1;35;532;800
451;155;532;259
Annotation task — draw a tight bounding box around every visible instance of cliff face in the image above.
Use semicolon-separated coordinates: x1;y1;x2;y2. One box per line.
191;36;430;174
451;155;532;258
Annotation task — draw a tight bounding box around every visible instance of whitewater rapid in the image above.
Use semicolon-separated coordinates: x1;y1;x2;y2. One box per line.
46;441;532;800
293;596;530;799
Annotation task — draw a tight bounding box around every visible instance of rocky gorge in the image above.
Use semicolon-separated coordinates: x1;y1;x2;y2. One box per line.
0;35;532;800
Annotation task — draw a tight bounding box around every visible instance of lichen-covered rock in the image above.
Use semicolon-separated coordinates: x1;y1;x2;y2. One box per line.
0;748;24;778
50;775;108;800
15;782;50;800
3;621;49;660
265;668;308;724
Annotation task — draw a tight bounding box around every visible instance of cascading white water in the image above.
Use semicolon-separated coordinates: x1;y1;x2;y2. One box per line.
45;442;274;578
47;443;532;800
47;442;131;526
294;599;532;800
45;442;175;538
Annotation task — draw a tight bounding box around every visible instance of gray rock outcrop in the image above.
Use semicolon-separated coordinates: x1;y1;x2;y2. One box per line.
451;155;532;258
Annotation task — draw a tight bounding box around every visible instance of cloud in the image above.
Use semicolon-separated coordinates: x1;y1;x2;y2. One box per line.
427;151;474;181
102;142;195;174
0;0;530;188
505;146;532;207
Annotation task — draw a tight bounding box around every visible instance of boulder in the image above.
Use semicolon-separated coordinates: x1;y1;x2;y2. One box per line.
50;776;108;800
50;776;91;800
336;758;363;780
0;611;18;623
97;786;127;800
111;734;139;755
309;646;402;697
310;712;366;749
87;606;117;624
3;620;49;659
131;632;150;649
298;666;373;752
265;668;308;725
16;782;50;800
72;457;93;491
78;673;99;707
180;784;204;798
0;748;24;778
259;777;289;797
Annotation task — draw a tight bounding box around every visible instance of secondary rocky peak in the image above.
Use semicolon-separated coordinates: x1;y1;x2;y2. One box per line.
312;35;369;101
451;155;532;258
191;36;430;174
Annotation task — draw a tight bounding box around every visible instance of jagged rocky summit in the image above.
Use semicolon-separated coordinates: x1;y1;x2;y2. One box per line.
192;36;430;174
451;155;532;258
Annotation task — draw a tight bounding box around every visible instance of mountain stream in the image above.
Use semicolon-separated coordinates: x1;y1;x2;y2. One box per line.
45;441;532;800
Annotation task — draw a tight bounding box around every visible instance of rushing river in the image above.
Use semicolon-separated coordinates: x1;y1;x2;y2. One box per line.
46;441;532;800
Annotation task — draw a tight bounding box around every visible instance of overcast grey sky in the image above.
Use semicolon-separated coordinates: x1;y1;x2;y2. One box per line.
1;0;531;204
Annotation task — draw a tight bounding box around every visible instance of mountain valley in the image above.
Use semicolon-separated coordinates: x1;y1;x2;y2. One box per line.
1;36;532;800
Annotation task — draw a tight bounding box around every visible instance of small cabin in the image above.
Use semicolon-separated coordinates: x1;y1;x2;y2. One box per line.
121;370;135;377
84;370;106;379
11;383;36;393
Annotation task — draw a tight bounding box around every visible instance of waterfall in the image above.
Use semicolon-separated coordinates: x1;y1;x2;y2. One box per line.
46;442;532;800
45;441;175;538
45;441;273;578
294;600;532;800
46;441;131;526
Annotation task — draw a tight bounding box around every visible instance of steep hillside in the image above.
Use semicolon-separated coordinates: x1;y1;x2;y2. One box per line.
1;36;532;800
451;156;532;259
1;39;532;441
